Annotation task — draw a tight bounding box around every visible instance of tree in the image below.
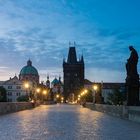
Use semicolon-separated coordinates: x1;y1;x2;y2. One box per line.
0;86;7;102
107;88;126;105
17;95;29;102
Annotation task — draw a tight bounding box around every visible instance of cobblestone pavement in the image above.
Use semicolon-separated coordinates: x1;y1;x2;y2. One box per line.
0;104;140;140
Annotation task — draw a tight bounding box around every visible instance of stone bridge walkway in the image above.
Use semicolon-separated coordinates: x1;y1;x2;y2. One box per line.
0;104;140;140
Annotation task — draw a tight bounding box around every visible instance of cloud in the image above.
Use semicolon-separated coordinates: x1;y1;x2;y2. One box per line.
0;66;19;81
0;0;140;82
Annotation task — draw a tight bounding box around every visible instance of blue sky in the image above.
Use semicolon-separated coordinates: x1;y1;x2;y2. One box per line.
0;0;140;82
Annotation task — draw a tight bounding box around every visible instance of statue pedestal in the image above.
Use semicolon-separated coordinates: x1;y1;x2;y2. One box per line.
126;74;139;106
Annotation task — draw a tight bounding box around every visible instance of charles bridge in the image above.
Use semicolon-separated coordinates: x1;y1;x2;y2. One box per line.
0;103;140;140
0;45;139;140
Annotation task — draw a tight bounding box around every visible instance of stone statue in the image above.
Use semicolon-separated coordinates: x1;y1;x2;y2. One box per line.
126;46;138;76
126;46;139;106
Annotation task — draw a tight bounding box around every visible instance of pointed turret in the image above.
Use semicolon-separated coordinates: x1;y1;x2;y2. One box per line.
63;58;66;65
67;47;77;63
81;55;84;63
59;76;62;84
46;75;50;88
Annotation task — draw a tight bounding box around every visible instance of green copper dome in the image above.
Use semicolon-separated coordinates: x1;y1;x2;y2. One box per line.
51;78;59;85
51;77;62;85
20;60;39;75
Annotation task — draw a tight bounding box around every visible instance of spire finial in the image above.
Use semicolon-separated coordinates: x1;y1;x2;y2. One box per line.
27;59;32;66
47;74;49;80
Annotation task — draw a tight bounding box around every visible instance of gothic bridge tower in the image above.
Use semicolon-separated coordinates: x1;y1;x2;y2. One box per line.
63;43;84;101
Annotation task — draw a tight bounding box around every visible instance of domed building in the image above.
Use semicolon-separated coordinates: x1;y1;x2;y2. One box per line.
19;59;39;85
51;76;63;95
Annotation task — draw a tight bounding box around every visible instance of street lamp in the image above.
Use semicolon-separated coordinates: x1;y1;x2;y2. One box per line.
24;82;33;101
56;94;60;98
78;97;80;101
56;94;60;103
81;92;84;96
36;88;40;93
24;82;29;97
84;89;88;94
24;82;29;89
34;88;41;102
61;97;64;103
43;90;47;95
93;84;98;104
41;90;47;103
93;85;98;91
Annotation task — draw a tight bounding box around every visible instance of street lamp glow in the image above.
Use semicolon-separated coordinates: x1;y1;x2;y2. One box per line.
61;97;64;103
81;92;84;96
24;83;29;89
84;89;88;93
56;94;60;98
78;95;81;98
43;90;47;95
36;88;40;93
93;85;98;91
78;97;80;101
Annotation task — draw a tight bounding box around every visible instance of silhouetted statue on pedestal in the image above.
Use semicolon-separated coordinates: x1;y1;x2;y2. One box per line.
126;46;139;106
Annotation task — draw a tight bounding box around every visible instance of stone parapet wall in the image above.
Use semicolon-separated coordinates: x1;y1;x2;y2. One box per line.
128;106;140;123
0;102;34;115
85;103;140;123
85;103;126;118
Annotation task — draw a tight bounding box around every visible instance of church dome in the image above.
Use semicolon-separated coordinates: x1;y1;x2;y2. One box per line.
51;78;59;85
20;60;39;75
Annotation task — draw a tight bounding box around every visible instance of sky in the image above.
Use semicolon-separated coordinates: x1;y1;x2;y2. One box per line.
0;0;140;83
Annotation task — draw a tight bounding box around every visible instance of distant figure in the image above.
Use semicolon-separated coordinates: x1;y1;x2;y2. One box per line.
126;46;139;76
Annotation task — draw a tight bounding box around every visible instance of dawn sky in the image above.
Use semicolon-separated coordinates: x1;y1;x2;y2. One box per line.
0;0;140;82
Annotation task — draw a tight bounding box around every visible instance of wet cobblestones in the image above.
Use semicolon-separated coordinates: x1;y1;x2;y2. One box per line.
0;104;140;140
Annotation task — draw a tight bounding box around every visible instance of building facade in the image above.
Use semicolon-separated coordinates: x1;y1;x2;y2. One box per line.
101;82;125;103
63;45;84;100
0;76;26;102
84;79;126;104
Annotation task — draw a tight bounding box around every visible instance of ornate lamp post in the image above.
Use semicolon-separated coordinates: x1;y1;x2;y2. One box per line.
42;90;47;102
61;97;64;103
35;88;41;101
93;85;98;104
84;89;88;94
36;88;41;93
56;94;60;103
24;82;30;101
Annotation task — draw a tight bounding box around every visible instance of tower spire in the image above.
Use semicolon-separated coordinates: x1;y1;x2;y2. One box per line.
81;55;84;63
67;46;77;63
